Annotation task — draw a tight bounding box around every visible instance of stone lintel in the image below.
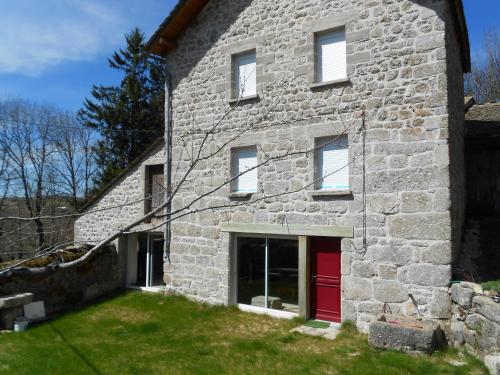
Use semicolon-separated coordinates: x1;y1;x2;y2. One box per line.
221;223;354;238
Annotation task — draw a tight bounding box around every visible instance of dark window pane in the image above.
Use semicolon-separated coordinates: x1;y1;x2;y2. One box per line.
267;239;299;312
237;237;265;306
136;234;148;287
151;236;164;287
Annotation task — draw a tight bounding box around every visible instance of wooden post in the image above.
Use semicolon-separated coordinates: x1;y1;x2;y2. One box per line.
298;236;310;319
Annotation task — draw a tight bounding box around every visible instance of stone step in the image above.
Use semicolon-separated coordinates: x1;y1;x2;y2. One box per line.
0;293;33;310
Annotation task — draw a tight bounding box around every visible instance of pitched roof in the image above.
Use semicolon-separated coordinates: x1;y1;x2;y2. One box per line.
146;0;470;72
79;138;165;213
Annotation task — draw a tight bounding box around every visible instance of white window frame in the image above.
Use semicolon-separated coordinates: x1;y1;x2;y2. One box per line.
315;135;350;191
126;233;164;292
231;234;299;320
231;146;258;193
315;28;347;83
234;50;257;98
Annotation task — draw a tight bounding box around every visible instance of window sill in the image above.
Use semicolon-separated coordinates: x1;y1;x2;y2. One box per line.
228;192;254;199
310;189;352;197
228;94;260;105
310;78;351;90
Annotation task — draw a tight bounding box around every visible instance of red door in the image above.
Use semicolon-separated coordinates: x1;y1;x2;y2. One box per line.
310;237;341;322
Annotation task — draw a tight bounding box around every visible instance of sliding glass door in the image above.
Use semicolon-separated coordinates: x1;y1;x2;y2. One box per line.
135;233;164;288
236;236;298;313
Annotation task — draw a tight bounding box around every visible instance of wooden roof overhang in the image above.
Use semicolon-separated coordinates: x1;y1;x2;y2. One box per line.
146;0;210;56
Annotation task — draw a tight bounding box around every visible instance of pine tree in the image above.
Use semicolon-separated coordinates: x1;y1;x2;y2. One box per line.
79;28;165;188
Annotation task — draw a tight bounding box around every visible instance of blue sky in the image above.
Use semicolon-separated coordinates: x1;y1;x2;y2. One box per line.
0;0;498;111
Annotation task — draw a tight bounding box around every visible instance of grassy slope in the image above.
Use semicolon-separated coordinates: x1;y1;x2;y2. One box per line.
0;292;488;375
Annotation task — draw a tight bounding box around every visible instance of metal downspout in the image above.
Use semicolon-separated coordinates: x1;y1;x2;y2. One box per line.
163;68;173;264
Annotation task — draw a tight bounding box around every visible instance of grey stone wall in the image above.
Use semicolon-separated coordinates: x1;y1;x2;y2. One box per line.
160;0;465;331
74;144;165;245
0;245;120;316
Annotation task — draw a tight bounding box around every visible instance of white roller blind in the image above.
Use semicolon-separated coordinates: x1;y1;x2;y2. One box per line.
235;148;257;192
235;51;257;98
319;136;349;190
316;29;347;82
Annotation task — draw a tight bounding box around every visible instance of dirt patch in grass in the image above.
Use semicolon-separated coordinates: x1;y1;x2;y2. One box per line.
214;310;288;339
87;305;154;324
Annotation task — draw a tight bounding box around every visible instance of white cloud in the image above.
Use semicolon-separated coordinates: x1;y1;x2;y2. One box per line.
0;0;133;76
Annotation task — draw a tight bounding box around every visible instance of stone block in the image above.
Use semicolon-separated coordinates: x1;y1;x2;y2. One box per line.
370;245;413;266
408;264;451;287
0;293;33;309
367;194;398;214
429;290;452;319
368;315;445;353
373;280;408;303
251;296;282;310
388;213;451;240
23;301;46;321
473;296;500;324
341;300;357;322
378;264;397;280
343;276;373;301
421;242;452;265
352;261;376;278
450;284;474;308
400;192;432;213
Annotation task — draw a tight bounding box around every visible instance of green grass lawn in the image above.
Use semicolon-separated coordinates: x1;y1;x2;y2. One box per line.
0;292;488;375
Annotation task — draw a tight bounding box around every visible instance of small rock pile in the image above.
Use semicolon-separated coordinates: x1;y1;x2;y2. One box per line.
449;282;499;375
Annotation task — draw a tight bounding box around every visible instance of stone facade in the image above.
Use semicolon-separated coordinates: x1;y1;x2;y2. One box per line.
161;0;466;331
74;143;165;246
76;0;468;332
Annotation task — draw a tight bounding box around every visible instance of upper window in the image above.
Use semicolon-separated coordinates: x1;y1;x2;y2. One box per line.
316;135;349;191
232;147;258;193
234;51;257;98
146;164;165;214
315;28;347;82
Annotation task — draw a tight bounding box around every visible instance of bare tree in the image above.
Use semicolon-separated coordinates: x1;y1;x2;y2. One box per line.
51;112;96;210
0;99;56;249
0;149;10;212
465;28;500;103
0;150;11;260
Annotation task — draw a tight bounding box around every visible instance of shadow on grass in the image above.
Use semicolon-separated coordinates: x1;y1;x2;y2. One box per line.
49;322;102;375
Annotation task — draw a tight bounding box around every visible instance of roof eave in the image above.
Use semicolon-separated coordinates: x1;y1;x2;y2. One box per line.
147;0;471;71
146;0;210;56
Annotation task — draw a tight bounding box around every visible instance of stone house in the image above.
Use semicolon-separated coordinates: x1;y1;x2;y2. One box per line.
75;0;471;331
